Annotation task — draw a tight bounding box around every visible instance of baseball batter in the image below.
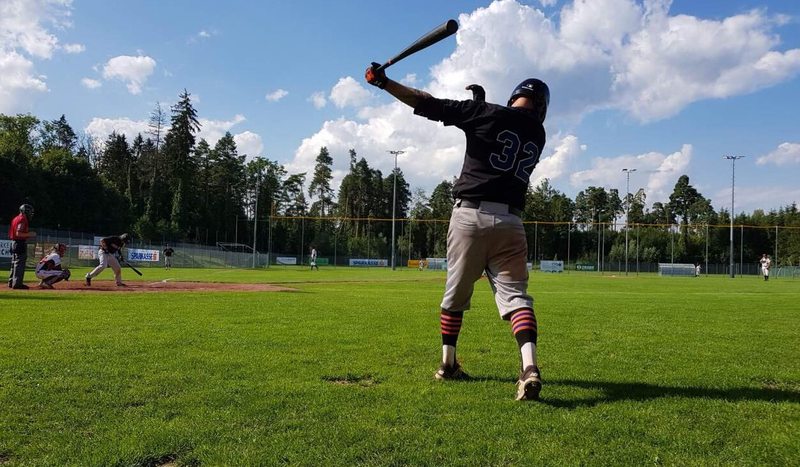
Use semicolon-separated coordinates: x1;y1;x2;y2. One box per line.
35;243;71;289
759;253;771;281
85;233;131;287
366;65;548;400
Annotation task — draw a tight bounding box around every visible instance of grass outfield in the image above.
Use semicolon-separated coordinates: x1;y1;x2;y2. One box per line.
1;268;798;465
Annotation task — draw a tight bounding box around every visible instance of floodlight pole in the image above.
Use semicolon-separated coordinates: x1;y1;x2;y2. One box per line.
622;168;637;276
252;180;259;268
724;155;745;278
388;150;405;270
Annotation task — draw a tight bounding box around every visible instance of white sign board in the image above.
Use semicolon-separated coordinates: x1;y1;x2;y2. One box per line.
0;240;12;258
127;248;160;262
540;260;564;273
349;258;388;267
78;245;97;260
277;256;297;265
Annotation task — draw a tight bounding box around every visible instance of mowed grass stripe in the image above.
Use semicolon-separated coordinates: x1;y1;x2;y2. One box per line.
1;270;798;465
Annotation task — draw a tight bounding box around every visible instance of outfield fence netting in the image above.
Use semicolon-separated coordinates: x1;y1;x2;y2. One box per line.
2;218;800;278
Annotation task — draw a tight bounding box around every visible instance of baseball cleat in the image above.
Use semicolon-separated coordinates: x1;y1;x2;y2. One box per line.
515;365;542;401
84;274;91;286
38;281;54;289
116;282;127;287
434;361;470;381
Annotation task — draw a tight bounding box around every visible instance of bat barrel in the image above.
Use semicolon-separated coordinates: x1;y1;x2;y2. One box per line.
375;19;458;72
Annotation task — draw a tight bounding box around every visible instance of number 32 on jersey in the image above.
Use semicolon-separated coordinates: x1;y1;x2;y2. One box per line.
488;129;540;183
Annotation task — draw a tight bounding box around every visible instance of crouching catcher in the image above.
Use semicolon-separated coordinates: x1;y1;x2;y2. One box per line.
35;243;71;289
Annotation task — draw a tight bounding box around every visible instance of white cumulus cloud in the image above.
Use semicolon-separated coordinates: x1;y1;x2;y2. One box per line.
329;77;372;108
570;144;692;204
308;91;327;109
756;142;800;166
81;77;101;89
85;117;150;144
234;131;264;160
102;55;157;94
197;114;246;146
265;89;288;102
0;0;74;111
62;43;85;54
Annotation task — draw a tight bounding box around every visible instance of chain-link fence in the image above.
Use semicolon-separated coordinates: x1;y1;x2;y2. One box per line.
3;219;799;277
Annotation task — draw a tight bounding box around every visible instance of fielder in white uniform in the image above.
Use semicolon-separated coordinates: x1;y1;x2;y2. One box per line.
35;243;71;289
759;254;771;281
310;247;319;271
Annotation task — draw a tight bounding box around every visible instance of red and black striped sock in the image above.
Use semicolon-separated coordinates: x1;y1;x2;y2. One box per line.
440;310;463;347
510;308;537;347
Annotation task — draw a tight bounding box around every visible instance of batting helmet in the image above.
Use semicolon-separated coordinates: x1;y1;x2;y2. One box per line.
120;233;131;243
508;78;550;123
19;204;34;218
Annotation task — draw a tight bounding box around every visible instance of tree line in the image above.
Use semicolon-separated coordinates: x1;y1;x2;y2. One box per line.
2;89;799;266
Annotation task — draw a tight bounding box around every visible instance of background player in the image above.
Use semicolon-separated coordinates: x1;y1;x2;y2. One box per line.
85;233;131;287
163;245;175;270
366;64;548;400
35;243;71;289
8;204;36;289
759;253;771;281
309;246;319;271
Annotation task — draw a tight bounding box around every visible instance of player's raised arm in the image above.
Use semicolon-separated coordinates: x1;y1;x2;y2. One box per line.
365;63;432;109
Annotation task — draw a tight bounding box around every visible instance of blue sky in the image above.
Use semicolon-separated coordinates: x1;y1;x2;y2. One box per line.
2;0;799;214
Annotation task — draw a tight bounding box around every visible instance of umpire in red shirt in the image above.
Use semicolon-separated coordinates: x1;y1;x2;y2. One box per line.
8;204;36;289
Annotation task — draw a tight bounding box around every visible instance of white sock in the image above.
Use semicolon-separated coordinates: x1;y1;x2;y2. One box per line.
442;345;456;366
520;342;537;370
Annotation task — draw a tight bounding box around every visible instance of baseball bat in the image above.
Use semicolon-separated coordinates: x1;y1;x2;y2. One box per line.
375;19;458;72
122;260;143;276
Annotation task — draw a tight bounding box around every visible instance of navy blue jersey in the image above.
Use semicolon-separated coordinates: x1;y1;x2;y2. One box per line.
415;97;546;211
100;236;125;254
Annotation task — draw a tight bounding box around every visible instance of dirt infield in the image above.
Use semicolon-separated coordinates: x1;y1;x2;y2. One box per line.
16;280;297;293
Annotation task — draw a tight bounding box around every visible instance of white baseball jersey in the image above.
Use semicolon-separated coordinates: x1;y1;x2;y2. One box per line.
35;252;62;273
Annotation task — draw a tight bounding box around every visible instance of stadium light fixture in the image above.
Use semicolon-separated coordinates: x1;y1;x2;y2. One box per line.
723;155;745;278
622;168;637;276
388;150;405;270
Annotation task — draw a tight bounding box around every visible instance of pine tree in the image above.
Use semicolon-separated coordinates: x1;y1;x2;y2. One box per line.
308;146;334;216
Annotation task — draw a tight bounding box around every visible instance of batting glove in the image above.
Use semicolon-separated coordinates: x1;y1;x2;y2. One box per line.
365;62;388;89
466;84;485;102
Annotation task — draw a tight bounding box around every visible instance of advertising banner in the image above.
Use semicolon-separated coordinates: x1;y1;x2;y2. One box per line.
78;245;97;260
127;248;159;262
277;256;297;265
576;263;596;271
0;240;11;258
349;258;388;267
540;260;564;273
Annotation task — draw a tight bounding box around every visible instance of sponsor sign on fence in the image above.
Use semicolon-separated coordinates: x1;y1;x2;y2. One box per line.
277;256;297;265
576;263;596;271
127;249;160;262
78;245;97;260
540;260;564;273
349;258;388;267
0;240;11;257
